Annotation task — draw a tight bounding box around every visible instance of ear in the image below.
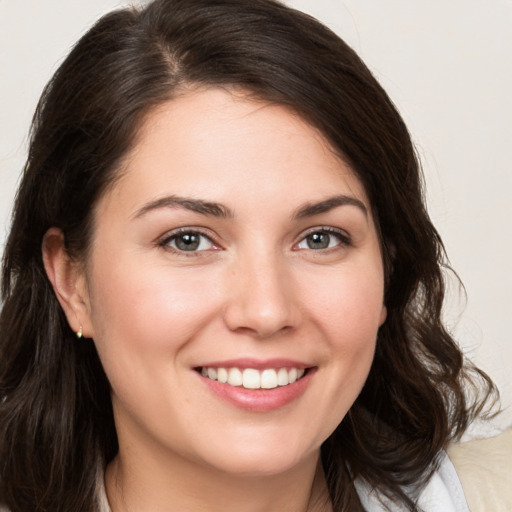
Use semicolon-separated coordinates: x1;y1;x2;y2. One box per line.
42;227;94;338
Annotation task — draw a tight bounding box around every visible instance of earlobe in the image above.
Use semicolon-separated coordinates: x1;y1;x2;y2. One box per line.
42;228;93;338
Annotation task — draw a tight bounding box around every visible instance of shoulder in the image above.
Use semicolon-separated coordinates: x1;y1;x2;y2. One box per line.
354;452;470;512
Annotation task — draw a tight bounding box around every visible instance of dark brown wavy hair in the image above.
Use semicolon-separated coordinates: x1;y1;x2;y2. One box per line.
0;0;497;510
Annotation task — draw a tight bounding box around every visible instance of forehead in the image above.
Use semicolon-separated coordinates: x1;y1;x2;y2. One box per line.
99;87;371;217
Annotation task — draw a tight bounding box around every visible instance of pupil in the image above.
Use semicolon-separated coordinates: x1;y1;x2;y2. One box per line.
308;232;329;249
177;233;199;251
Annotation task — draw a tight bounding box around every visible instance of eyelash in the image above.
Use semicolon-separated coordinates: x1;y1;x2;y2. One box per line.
294;227;351;252
157;226;352;255
158;228;218;256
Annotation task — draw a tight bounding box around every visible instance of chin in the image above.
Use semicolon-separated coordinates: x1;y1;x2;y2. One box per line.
196;438;318;478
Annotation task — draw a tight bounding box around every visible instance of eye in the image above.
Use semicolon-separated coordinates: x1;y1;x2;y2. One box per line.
161;230;216;252
296;229;349;250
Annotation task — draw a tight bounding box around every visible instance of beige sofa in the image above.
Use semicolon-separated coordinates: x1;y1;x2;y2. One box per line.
448;427;512;512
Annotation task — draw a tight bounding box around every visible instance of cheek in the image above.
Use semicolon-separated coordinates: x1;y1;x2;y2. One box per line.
308;263;385;341
304;263;384;403
86;255;223;367
85;258;226;430
321;303;381;433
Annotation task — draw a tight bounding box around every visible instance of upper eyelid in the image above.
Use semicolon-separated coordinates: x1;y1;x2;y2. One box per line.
157;227;220;249
159;226;216;241
298;226;351;241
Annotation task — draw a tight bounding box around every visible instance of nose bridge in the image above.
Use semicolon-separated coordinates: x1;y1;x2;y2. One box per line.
224;243;296;338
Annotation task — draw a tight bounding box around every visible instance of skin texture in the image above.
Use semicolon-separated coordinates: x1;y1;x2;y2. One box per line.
44;88;387;511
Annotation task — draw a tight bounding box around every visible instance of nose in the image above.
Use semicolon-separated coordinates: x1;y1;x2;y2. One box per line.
223;250;299;339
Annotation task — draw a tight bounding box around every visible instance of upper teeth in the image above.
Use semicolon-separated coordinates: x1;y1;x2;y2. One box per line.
201;367;305;389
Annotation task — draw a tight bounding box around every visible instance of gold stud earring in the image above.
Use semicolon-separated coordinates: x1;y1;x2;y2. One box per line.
76;325;83;339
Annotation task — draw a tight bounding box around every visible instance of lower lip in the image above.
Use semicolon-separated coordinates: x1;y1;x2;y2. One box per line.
198;369;315;412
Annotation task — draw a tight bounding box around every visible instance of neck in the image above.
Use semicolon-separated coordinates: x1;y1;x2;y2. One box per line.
105;448;331;512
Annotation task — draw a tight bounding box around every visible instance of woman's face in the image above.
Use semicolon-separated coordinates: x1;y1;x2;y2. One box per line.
80;88;386;476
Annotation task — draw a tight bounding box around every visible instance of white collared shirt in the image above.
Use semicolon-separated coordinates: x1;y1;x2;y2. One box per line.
354;452;470;512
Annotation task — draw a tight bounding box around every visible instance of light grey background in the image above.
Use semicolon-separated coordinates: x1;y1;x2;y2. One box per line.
1;0;511;438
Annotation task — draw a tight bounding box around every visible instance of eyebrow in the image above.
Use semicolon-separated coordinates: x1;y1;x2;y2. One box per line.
293;195;368;219
133;195;233;220
132;193;367;221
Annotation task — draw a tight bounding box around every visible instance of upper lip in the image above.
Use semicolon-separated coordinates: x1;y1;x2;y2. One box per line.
195;358;313;370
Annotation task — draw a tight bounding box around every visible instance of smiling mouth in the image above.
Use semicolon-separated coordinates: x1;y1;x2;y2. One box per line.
197;366;308;390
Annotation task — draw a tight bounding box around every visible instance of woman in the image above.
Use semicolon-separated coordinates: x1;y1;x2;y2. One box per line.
0;0;496;510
